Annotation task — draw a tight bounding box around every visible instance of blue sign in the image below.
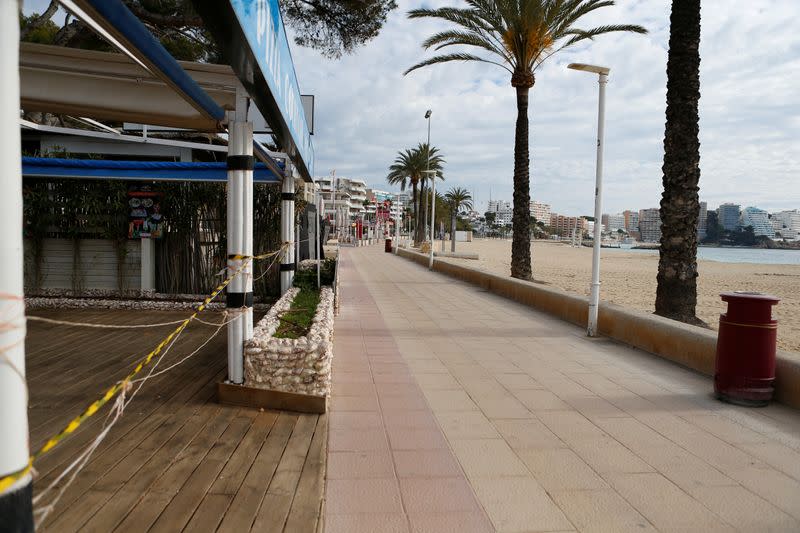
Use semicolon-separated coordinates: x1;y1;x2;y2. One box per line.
229;0;314;178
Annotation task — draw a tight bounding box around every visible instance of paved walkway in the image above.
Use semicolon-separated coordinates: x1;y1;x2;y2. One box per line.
325;246;800;533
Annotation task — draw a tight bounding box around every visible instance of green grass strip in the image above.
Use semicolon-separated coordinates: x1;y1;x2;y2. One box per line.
274;288;321;339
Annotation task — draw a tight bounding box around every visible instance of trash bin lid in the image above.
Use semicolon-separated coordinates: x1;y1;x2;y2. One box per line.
720;291;780;304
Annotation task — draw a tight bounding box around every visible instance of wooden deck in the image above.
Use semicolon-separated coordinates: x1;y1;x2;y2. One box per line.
26;308;326;533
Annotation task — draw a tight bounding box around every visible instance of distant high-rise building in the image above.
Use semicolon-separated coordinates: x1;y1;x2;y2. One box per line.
530;201;551;223
771;209;800;240
623;210;639;233
549;214;587;238
605;213;625;232
740;207;775;238
718;203;741;231
486;200;513;226
487;200;511;213
638;208;662;243
698;202;708;239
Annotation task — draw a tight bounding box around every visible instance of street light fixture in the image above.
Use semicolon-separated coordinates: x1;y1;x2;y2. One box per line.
568;62;609;337
424;109;435;269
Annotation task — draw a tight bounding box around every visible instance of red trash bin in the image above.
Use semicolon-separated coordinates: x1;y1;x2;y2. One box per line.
714;291;780;406
384;238;393;253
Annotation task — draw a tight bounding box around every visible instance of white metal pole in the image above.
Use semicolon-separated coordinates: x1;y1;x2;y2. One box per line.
588;72;608;337
0;0;33;525
281;167;296;293
225;90;252;385
316;188;321;288
240;120;254;363
426;115;436;269
330;172;336;241
394;194;400;254
226;114;242;384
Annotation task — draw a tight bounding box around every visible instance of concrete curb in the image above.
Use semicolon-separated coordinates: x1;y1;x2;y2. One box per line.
395;246;800;409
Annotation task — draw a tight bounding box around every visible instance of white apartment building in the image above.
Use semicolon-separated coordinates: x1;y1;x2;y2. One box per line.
639;208;662;243
740;207;775;238
603;213;625;233
530;201;551;223
487;200;511;213
317;176;367;226
496;208;513;226
486;200;513;225
771;209;800;240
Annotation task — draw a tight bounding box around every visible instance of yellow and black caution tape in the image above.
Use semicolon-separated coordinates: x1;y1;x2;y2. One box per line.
0;246;286;492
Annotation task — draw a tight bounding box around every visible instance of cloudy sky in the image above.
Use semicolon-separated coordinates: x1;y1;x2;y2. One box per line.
288;0;800;216
24;1;800;216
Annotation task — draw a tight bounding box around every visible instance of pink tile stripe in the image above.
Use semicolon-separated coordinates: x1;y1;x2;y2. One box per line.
324;250;493;533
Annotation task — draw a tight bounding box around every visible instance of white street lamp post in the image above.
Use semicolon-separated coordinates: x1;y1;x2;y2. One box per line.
424;109;435;269
568;62;609;337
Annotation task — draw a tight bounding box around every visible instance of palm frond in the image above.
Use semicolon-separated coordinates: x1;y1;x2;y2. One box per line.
405;53;512;76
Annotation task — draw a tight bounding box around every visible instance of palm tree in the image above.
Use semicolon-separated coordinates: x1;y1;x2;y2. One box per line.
655;0;702;324
444;187;473;252
406;1;646;280
386;143;444;245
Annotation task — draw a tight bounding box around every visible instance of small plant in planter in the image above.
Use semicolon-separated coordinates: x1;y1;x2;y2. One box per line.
243;259;337;404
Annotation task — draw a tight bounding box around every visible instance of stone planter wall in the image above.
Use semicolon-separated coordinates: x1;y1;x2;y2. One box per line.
244;286;334;397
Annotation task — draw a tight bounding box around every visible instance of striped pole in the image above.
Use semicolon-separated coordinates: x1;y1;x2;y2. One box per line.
0;0;33;528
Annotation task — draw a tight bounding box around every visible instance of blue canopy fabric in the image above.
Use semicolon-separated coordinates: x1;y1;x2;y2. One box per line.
22;157;281;183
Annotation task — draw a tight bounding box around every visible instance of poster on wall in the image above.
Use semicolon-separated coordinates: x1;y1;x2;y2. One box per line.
128;185;164;239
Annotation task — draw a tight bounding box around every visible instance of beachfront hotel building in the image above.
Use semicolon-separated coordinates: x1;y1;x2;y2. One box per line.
718;203;741;231
530;201;551;223
740;207;775;238
638;208;662;243
549;214;587;239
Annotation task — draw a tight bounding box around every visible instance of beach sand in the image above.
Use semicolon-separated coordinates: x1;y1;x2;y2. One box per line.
432;239;800;354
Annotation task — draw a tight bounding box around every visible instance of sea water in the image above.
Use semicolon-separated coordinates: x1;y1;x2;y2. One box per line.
606;246;800;265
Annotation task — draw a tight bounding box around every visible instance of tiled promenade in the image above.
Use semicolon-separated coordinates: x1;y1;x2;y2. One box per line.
326;245;800;532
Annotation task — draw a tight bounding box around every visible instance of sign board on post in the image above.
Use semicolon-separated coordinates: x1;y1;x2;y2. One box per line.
196;0;315;180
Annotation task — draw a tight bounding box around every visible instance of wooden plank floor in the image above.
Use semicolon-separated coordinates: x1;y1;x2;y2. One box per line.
25;308;326;533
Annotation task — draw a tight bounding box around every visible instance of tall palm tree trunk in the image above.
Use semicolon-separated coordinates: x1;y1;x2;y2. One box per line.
450;213;457;253
656;0;701;323
511;85;532;280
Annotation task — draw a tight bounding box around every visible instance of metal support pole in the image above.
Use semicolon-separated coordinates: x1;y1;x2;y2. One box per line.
0;1;33;527
281;166;296;293
316;188;321;288
225;91;253;384
588;73;608;337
